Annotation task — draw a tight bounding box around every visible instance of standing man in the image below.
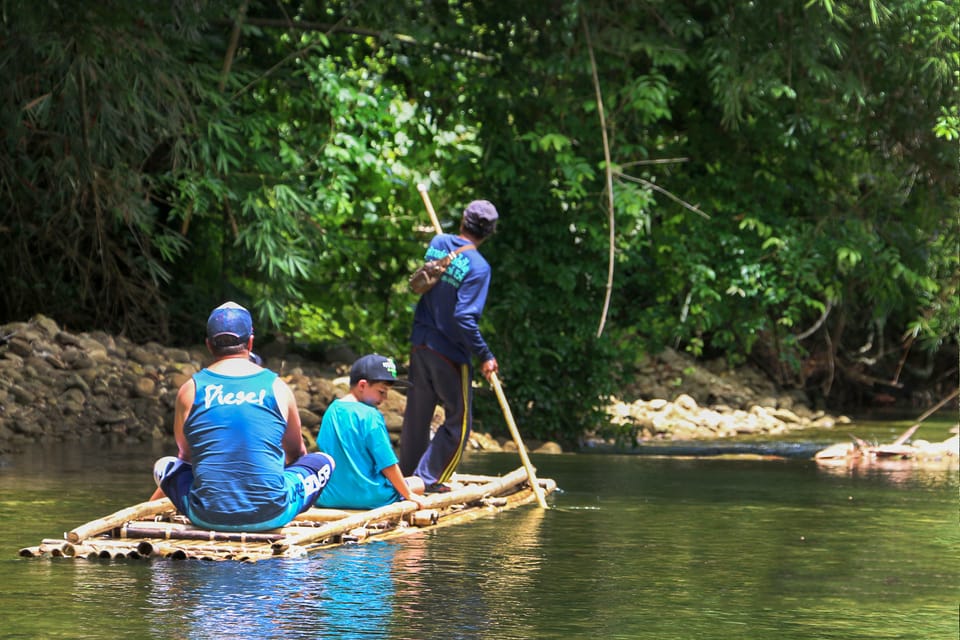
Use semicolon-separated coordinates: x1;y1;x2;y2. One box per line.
400;199;499;493
151;301;335;532
316;354;426;510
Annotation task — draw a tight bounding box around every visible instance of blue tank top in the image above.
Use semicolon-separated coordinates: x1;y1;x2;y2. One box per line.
184;368;288;526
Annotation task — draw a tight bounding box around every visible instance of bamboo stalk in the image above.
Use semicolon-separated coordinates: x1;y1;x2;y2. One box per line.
120;523;285;543
450;473;498;483
275;467;530;551
490;373;549;509
409;509;439;526
418;183;443;235
39;537;138;559
280;476;557;557
67;498;174;543
294;507;358;523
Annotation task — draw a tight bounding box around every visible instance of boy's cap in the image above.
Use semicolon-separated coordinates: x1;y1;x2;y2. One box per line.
206;301;253;346
350;354;410;387
463;200;499;226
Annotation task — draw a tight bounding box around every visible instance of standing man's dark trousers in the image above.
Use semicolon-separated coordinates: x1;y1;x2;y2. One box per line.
399;346;472;486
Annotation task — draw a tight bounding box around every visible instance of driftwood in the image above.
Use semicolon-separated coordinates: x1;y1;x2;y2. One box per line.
21;467;556;562
815;427;959;467
815;388;959;467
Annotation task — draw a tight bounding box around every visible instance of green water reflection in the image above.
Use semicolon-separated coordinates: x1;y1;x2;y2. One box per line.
0;434;956;639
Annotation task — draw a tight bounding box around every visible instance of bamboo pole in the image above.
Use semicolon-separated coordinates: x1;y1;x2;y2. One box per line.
275;467;530;551
490;372;549;509
120;523;285;543
67;498;174;543
294;507;357;523
417;183;444;235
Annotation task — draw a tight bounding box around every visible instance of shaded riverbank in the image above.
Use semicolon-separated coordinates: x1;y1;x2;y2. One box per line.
0;313;907;456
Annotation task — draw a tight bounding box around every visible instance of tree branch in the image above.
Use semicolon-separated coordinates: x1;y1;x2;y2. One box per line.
218;0;249;92
222;17;495;61
615;171;710;219
796;298;832;340
581;15;615;338
619;157;689;168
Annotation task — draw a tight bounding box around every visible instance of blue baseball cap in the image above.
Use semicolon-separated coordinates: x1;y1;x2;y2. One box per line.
350;354;410;387
206;301;253;346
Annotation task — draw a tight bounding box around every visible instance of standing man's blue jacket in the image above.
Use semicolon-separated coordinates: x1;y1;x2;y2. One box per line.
410;233;493;364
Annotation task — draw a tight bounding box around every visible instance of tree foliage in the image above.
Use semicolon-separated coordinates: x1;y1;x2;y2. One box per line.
0;2;217;339
2;0;956;443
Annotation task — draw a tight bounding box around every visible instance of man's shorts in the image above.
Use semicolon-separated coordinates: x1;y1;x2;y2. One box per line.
153;452;335;532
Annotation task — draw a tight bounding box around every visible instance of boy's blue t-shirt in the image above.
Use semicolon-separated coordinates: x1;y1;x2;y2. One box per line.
315;398;402;510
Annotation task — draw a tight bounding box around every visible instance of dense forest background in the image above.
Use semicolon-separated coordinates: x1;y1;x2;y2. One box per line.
2;0;957;442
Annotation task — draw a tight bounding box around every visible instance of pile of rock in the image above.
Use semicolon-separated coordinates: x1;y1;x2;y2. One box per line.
605;347;848;442
605;393;846;443
0;315;344;454
0;315;523;456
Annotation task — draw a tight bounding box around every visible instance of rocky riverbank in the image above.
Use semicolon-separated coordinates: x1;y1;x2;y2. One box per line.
601;347;848;444
0;315;849;456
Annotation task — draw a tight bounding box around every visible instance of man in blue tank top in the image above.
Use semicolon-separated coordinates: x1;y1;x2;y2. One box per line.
400;200;500;493
151;301;335;532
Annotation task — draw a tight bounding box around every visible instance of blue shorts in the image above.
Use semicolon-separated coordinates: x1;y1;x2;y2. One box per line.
154;452;334;532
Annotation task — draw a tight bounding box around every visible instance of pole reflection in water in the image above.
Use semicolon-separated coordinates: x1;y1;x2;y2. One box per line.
388;507;548;639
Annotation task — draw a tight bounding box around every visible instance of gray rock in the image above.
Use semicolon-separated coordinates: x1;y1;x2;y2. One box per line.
7;338;32;358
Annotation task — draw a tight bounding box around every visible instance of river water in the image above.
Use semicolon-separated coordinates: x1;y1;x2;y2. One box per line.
0;419;957;639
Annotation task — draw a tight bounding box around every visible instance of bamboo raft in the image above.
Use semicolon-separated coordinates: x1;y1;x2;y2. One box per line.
19;467;556;562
